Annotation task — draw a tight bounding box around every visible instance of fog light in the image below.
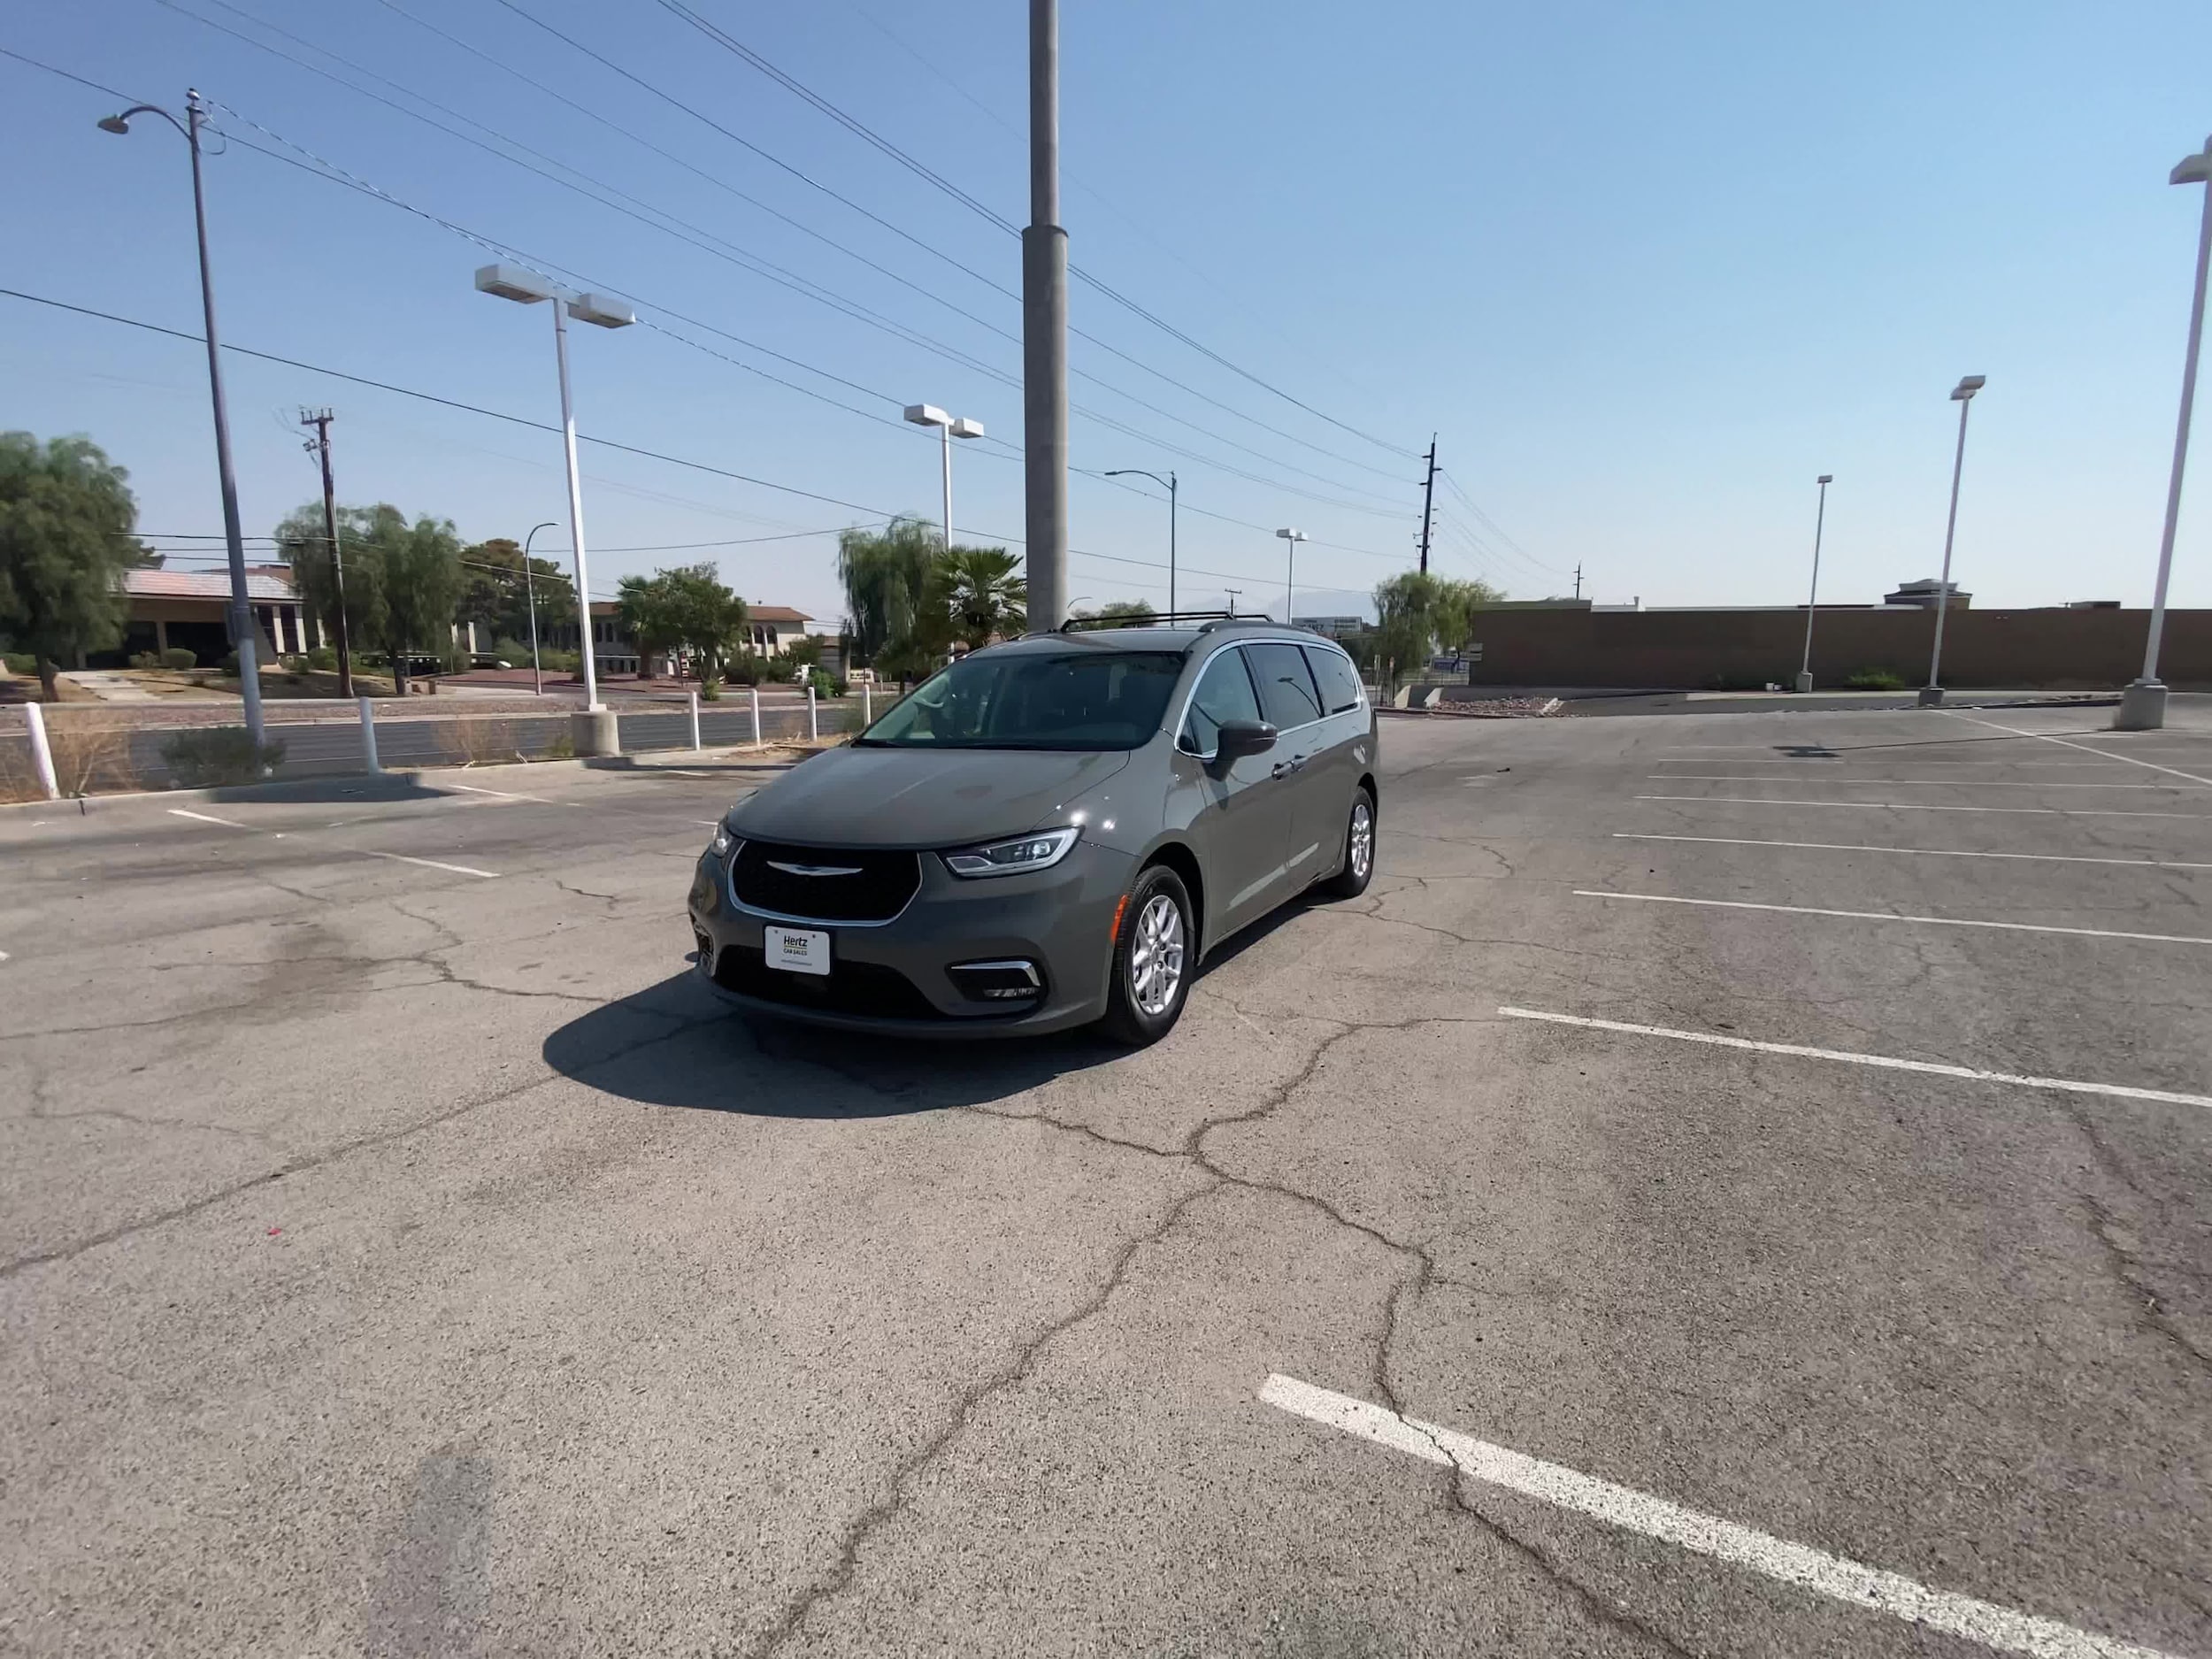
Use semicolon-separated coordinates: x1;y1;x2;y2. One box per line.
695;932;715;972
948;959;1043;1002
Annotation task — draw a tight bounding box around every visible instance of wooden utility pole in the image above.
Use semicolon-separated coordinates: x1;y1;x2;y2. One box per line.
1417;435;1438;574
299;409;354;697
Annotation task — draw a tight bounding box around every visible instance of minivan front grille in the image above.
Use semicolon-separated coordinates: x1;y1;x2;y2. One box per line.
730;840;922;923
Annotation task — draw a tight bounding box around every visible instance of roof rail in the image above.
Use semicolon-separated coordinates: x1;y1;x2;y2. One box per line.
1057;608;1271;634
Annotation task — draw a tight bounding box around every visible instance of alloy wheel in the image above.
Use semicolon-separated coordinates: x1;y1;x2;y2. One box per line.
1129;892;1186;1016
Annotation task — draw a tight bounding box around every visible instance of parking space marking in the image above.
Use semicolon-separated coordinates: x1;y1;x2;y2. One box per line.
444;781;556;804
354;850;501;879
1944;712;2212;787
1650;775;2210;792
1636;795;2212;820
1617;833;2212;872
1575;890;2212;947
167;808;250;829
1260;1374;2185;1659
1497;1007;2212;1110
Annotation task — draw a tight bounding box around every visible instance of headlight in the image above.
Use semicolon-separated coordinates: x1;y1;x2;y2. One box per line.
941;826;1079;879
708;826;734;859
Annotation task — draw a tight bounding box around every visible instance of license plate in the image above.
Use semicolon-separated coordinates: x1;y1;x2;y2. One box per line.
764;926;831;976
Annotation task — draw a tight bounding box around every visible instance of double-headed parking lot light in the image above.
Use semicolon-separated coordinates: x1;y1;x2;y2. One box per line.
476;265;634;720
1796;474;1834;694
905;403;986;552
1276;527;1307;623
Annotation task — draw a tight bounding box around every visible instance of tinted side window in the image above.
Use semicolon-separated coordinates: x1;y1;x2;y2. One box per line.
1304;645;1363;715
1247;642;1325;730
1179;649;1262;754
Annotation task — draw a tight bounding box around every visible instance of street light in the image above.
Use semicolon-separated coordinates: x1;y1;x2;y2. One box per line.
1795;474;1835;694
1917;375;1985;708
1276;527;1307;623
475;263;632;743
904;404;986;554
521;520;558;697
2116;135;2212;732
101;90;264;752
1105;469;1178;615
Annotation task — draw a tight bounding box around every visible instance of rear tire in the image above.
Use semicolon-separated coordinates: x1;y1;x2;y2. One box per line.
1099;864;1194;1047
1322;787;1376;899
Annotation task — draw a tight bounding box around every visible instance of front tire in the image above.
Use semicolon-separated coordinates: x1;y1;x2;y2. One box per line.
1100;865;1194;1047
1322;787;1376;899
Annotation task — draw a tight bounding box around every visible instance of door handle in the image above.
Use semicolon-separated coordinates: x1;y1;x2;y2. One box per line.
1271;756;1309;780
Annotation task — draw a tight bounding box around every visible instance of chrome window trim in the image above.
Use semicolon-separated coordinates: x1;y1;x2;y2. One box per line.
1171;634;1363;758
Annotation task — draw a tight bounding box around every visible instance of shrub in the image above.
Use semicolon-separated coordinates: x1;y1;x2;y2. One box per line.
699;675;723;702
219;650;241;676
157;727;286;786
129;651;164;670
1845;668;1909;691
762;655;796;684
163;647;197;671
723;652;763;686
490;637;531;665
2;652;35;676
303;645;336;671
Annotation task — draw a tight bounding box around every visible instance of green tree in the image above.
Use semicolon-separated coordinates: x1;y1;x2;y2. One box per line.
459;536;575;643
0;433;148;699
836;516;938;666
616;564;749;680
275;503;459;695
1074;599;1156;625
938;545;1026;649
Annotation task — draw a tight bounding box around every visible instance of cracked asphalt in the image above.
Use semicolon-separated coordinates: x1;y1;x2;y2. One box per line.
3;702;2208;1657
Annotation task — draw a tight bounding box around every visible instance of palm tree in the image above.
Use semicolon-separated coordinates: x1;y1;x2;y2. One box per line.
939;546;1026;649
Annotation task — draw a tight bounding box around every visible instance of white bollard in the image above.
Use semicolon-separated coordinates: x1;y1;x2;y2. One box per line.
357;696;380;775
806;681;818;741
862;681;872;727
749;685;762;747
22;702;60;801
687;689;702;751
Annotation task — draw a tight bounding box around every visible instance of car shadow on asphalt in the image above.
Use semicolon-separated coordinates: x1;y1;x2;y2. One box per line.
543;907;1313;1120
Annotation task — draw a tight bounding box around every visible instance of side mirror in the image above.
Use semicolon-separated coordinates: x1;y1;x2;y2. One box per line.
1214;719;1278;763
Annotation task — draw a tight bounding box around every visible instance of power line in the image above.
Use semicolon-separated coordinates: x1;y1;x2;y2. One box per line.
164;9;1414;513
632;0;1420;461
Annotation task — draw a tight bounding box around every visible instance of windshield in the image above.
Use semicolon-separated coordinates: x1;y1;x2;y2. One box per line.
857;649;1186;750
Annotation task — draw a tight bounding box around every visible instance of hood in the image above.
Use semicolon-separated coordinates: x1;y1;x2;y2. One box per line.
729;747;1132;849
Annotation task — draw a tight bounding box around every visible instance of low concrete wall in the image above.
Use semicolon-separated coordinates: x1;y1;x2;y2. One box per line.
1461;607;2209;691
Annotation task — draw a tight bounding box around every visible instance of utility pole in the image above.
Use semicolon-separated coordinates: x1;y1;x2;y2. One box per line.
1573;563;1583;601
1023;0;1070;629
1417;435;1438;574
299;410;352;698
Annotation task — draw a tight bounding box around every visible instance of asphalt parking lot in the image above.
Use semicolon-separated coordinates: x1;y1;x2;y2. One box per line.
3;699;2208;1657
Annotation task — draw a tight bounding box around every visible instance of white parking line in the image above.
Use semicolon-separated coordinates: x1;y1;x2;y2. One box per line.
444;781;554;804
1260;1374;2185;1659
1497;1006;2212;1110
1650;774;2210;791
355;850;500;879
167;808;250;829
1574;889;2212;946
1617;833;2212;872
1944;711;2212;787
1635;795;2212;820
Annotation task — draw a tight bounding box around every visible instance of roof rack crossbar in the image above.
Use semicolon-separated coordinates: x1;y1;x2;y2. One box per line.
1057;609;1275;634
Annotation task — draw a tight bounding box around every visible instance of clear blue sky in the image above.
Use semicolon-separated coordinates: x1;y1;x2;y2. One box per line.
4;0;2208;626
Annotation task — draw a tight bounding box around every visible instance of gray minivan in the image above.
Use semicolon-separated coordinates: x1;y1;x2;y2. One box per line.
687;619;1377;1044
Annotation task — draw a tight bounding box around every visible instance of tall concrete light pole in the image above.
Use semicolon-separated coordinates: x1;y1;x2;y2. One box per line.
1276;527;1308;623
1024;0;1070;629
904;404;986;553
475;265;633;754
1917;375;1985;708
1795;473;1834;694
100;91;264;752
2116;135;2212;732
1105;469;1177;615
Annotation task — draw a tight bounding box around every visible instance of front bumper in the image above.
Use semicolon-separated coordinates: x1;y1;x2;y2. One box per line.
686;836;1136;1037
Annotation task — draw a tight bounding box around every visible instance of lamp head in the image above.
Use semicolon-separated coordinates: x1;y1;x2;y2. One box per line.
2173;142;2212;187
566;293;635;329
1276;526;1306;542
949;416;985;440
903;403;950;429
97;114;132;134
1817;473;1833;485
475;263;555;304
1951;374;1986;402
